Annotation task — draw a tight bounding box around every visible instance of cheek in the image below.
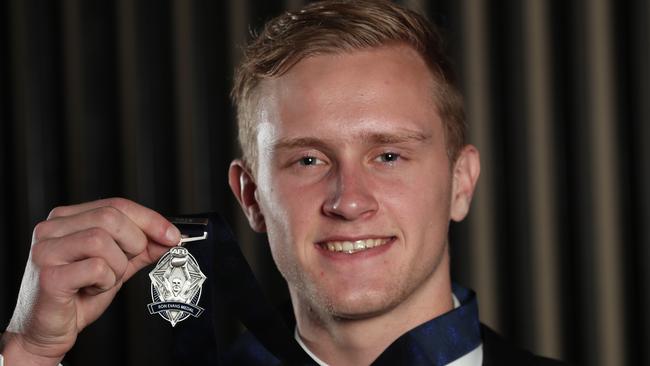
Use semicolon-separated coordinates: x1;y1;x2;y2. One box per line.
262;180;314;224
258;174;325;250
380;168;452;234
259;179;327;284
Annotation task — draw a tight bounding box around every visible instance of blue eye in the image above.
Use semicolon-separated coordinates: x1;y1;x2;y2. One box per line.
377;152;400;163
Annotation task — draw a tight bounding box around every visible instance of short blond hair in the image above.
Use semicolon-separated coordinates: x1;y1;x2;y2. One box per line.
231;0;466;172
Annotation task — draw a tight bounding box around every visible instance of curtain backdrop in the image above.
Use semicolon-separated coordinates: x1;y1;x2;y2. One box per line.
1;1;648;365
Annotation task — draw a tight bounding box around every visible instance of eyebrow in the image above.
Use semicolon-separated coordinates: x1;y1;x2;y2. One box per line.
271;130;432;152
362;131;431;144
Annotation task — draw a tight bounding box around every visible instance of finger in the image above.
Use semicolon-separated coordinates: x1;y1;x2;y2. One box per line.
32;228;129;283
124;239;172;280
34;207;150;258
46;198;180;246
42;257;118;297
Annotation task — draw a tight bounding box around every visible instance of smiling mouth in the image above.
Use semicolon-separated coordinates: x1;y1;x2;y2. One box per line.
318;237;394;254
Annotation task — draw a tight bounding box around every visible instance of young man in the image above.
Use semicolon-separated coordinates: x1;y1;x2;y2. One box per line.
1;1;566;365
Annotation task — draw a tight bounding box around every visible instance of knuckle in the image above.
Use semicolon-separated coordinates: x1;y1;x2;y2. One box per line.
31;221;51;243
100;261;117;287
105;197;130;212
94;206;121;229
131;234;147;253
84;227;111;249
47;205;68;219
87;257;110;278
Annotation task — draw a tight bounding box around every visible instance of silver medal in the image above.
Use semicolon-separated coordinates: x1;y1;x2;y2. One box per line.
147;232;208;326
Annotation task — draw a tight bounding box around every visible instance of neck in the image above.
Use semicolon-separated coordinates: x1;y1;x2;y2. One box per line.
292;256;453;366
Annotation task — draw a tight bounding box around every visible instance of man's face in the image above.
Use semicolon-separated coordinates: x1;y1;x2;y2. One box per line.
234;45;477;319
171;278;182;293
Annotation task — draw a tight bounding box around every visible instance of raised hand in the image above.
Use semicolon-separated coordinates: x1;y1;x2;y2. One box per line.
0;198;181;365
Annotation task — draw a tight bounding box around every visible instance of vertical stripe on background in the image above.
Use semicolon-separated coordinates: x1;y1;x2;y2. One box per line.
176;1;215;214
6;0;33;312
228;0;248;92
7;0;29;233
173;0;200;213
117;0;139;200
585;0;625;365
61;0;85;202
460;0;500;330
5;0;67;338
226;0;263;273
523;0;562;359
0;0;9;321
634;1;650;365
115;0;161;208
8;0;43;226
116;3;159;366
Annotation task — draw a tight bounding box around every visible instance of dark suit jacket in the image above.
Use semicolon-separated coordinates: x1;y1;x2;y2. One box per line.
481;325;567;365
221;324;569;365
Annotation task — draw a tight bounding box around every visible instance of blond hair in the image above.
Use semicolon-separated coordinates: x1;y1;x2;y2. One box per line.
232;0;466;172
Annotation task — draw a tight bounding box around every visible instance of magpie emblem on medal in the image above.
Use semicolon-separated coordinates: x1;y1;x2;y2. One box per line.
148;245;207;326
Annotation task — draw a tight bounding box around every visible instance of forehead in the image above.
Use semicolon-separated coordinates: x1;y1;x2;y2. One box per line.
254;45;443;146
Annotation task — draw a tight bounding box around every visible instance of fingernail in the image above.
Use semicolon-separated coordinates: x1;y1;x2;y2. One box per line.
165;225;181;243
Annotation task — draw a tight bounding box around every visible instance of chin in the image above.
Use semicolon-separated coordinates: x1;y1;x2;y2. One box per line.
323;289;402;321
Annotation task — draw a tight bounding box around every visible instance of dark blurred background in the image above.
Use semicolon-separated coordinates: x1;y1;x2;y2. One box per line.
1;0;648;365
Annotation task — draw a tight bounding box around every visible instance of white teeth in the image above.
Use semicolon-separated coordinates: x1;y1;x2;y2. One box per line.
321;238;391;254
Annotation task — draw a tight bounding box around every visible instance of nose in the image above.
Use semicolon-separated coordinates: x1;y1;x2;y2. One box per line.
322;165;379;220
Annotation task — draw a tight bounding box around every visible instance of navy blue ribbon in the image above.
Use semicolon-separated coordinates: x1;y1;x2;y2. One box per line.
372;285;481;365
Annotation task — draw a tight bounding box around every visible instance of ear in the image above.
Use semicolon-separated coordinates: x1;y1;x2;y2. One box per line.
228;159;266;232
449;145;481;222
